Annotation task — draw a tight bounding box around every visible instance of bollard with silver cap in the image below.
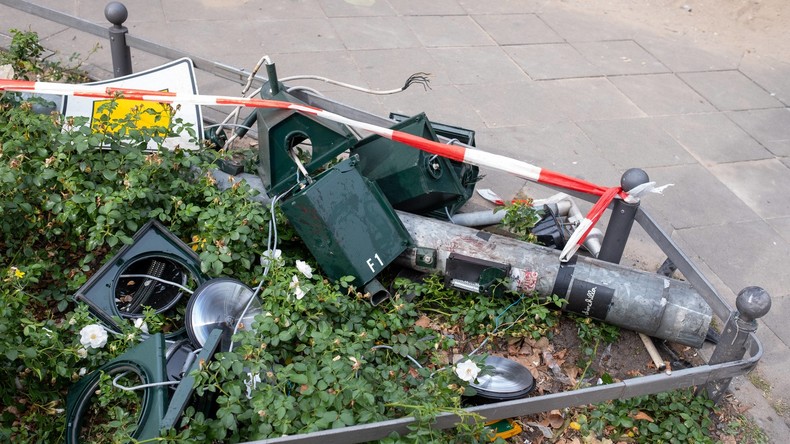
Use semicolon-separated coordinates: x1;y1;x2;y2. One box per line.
704;286;771;402
105;2;133;77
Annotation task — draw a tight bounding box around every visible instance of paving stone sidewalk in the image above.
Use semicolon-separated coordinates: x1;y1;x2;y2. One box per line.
2;0;789;440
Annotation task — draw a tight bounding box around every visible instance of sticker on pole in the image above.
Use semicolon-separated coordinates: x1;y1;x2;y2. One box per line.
61;58;203;151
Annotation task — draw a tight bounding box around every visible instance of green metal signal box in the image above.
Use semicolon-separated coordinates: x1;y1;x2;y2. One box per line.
281;156;412;286
351;113;475;214
256;80;357;196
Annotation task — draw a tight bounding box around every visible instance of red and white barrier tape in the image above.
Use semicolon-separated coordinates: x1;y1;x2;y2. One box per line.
1;78;638;261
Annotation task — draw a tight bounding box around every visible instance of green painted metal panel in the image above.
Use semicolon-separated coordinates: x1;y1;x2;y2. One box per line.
281;156;411;285
351;113;476;214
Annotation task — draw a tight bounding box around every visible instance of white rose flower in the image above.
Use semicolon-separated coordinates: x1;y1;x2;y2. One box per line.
79;324;108;349
78;367;87;376
245;372;262;399
455;359;481;383
260;249;282;267
290;275;306;300
133;318;149;334
77;348;88;359
295;260;313;279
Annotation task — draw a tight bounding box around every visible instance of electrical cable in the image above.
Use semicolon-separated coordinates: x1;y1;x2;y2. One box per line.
370;345;423;369
227;181;302;353
279;72;431;95
111;371;180;391
468;295;529;357
285;85;324;96
118;274;194;294
203;123;252;131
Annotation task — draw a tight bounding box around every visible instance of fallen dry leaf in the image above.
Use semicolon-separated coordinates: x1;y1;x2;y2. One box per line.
547;409;564;428
720;435;737;444
631;411;654;422
414;315;432;329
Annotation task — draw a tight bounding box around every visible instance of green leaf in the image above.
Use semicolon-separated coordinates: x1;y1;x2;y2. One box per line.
290;374;308;385
211;260;223;276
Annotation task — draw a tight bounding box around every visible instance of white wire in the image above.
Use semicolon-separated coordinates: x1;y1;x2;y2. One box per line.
112;371;180;391
118;274;194;294
280;74;420;95
285;85;324;96
370;345;423;369
228;182;301;352
204;123;252;131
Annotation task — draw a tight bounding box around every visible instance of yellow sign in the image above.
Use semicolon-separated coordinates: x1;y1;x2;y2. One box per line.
90;93;172;137
62;58;203;151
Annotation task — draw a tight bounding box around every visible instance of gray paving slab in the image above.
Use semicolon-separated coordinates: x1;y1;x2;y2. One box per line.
577;118;696;169
377;84;485;131
313;87;388;118
0;4;70;40
739;51;790;107
157;0;257;21
474;123;622;186
727;108;790;148
572;40;669;76
456;81;565;127
426;46;528;85
77;0;166;24
351;47;451;89
673;221;790;316
29;0;76;15
609;73;715;116
318;0;396;17
469;165;528;210
265;50;369;93
404;16;495;48
546;77;645;122
653;113;772;165
387;0;466;16
634;34;741;73
766;216;790;245
709;159;790;220
505;43;601;80
642;164;761;230
236;0;327;20
782;157;790;169
538;7;636;42
734;332;790;429
457;0;548;15
748;292;790;350
679;71;784;112
472;14;563;45
38;27;113;77
135;18;344;57
330;16;420;50
764;141;790;158
254;19;347;53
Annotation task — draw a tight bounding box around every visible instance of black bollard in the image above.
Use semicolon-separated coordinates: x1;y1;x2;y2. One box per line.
704;286;771;402
598;168;649;264
105;2;133;77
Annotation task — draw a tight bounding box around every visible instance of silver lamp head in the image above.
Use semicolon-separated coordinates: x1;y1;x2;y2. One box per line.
185;278;262;351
